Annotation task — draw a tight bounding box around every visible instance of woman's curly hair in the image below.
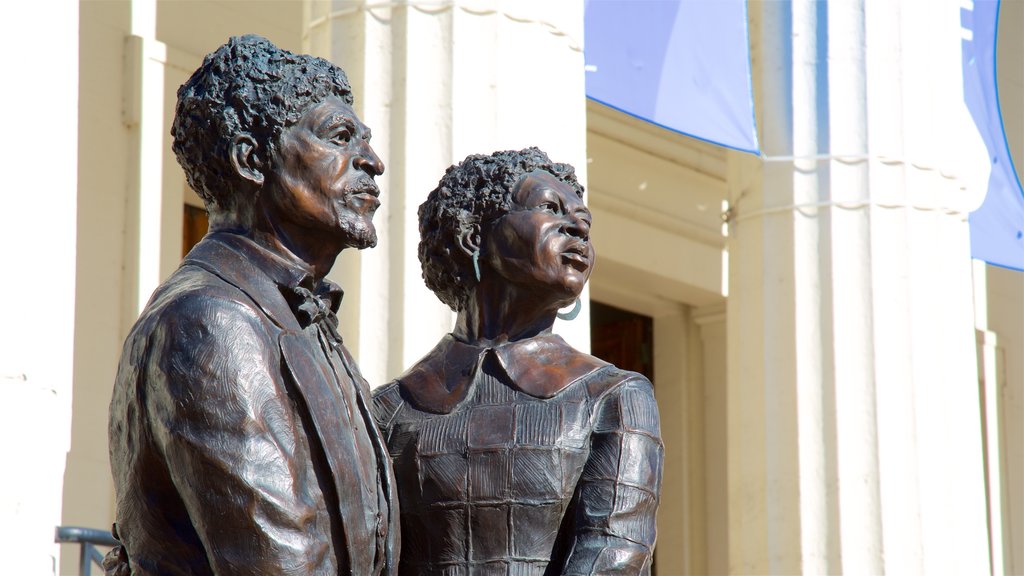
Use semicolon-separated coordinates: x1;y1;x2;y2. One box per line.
171;35;353;212
417;147;584;310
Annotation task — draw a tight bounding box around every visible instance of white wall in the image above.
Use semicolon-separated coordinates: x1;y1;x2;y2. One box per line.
586;101;730;575
987;261;1024;573
985;1;1024;571
0;1;79;573
60;4;132;570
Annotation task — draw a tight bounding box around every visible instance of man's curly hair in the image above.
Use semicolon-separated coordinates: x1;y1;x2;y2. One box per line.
418;147;585;310
171;35;354;212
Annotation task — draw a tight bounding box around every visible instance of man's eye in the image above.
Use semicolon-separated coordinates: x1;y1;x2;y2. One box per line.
540;201;560;213
332;130;352;144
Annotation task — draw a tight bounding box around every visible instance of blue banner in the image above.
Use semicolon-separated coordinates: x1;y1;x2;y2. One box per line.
584;0;758;154
964;0;1024;271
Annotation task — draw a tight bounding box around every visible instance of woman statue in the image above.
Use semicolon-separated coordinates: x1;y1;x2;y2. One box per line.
372;148;663;575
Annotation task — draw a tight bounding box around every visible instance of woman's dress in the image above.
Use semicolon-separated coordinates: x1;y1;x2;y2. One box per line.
372;333;663;576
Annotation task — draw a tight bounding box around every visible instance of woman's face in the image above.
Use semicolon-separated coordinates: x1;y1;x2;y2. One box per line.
482;170;594;304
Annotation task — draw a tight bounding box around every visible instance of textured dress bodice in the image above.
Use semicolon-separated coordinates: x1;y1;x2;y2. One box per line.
372;335;663;576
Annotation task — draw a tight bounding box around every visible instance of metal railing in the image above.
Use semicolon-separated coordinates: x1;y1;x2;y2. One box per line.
55;526;117;576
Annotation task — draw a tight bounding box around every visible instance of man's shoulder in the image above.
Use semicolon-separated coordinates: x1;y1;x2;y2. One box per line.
114;263;282;405
125;261;277;360
149;263;260;319
142;234;281;320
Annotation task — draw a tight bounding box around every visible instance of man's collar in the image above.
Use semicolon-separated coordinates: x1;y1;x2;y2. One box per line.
395;333;608;414
183;233;344;333
214;232;344;312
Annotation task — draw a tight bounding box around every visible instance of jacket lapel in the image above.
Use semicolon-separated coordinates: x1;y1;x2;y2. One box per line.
279;331;363;570
337;345;400;574
186;234;371;569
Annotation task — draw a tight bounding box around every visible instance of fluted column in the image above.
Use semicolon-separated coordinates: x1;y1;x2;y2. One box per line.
304;0;589;384
726;1;991;573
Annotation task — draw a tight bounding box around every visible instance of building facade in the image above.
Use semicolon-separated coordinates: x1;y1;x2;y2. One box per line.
0;1;1020;574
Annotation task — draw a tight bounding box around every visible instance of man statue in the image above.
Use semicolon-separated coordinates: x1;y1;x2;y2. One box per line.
105;35;398;575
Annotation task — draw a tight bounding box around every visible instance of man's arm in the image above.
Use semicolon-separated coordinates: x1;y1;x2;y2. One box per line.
562;377;664;576
144;295;335;575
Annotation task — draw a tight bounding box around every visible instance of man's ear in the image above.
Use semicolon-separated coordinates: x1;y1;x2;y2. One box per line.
457;222;482;258
230;134;265;187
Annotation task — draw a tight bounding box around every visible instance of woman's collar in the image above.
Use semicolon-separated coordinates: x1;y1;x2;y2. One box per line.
395;333;608;414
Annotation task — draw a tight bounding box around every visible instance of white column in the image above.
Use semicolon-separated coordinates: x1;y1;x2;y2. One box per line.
977;262;1024;575
123;0;173;330
0;1;79;573
727;1;991;573
305;0;589;385
693;305;729;576
652;305;694;575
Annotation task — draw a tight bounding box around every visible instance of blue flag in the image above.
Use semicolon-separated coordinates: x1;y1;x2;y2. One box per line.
964;0;1024;271
584;0;758;154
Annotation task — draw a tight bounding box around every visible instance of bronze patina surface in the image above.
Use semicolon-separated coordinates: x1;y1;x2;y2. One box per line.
373;148;664;575
106;35;398;575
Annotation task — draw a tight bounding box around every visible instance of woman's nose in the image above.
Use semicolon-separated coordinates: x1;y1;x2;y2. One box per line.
564;214;590;241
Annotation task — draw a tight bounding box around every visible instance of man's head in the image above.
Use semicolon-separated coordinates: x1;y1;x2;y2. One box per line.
172;35;384;253
418;147;584;310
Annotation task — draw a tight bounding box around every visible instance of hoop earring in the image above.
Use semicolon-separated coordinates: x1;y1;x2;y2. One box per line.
472;250;481;283
556;298;582;321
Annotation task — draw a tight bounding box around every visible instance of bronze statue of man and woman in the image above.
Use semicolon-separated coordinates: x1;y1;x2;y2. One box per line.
106;35;662;576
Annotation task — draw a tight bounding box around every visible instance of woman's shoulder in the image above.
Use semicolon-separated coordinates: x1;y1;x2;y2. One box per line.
371;381;404;427
580;363;654;402
582;367;661;440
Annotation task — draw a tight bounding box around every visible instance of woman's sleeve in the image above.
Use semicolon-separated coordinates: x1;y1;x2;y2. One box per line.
371;382;403;441
562;376;664;576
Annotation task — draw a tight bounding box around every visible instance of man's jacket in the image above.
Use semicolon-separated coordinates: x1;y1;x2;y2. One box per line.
107;232;399;575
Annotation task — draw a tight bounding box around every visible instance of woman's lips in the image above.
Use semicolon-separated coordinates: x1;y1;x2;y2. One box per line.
561;250;590;270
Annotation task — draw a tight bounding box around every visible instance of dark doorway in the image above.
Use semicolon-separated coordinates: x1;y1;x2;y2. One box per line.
182;204;209;258
590;301;654;383
590;300;656;574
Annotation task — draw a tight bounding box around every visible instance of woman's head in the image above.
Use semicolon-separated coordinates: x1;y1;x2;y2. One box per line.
418;147;586;310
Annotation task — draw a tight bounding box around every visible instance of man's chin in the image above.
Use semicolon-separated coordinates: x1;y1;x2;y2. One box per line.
334;209;378;250
349;235;378;250
340;224;377;250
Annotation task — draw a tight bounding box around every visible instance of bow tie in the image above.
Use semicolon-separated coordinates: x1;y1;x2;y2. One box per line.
283;284;344;344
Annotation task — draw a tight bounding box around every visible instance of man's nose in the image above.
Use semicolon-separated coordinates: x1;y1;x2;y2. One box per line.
354;143;385;176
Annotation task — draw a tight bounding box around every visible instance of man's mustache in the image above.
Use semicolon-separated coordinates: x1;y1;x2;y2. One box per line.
347;177;380;198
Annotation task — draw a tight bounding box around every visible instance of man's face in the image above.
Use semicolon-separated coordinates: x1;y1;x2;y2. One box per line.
261;96;384;250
